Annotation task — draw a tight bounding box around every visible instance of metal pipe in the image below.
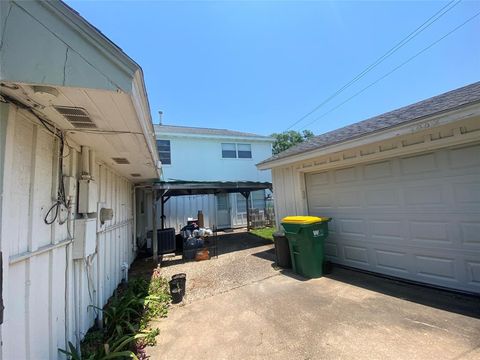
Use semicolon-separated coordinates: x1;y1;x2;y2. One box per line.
161;196;165;230
81;146;90;177
152;189;158;264
89;149;96;180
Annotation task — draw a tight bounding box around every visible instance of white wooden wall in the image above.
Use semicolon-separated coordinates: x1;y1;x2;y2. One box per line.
163;195;216;232
0;105;135;359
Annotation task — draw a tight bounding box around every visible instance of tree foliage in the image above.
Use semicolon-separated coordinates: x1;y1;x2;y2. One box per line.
270;130;315;155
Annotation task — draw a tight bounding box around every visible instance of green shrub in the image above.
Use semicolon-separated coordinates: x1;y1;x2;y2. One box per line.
60;273;171;359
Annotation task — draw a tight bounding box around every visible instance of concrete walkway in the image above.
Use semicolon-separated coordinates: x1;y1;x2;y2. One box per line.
149;233;480;360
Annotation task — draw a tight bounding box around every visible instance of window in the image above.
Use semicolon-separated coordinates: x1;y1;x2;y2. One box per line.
237;144;252;158
221;143;237;158
236;190;265;213
156;139;171;165
221;143;252;159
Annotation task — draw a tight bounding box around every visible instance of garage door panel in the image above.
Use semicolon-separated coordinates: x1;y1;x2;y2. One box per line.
404;184;445;206
448;144;480;169
374;249;410;273
337;190;362;208
365;188;400;207
414;255;457;281
324;242;339;258
343;245;369;265
306;146;480;293
452;182;480;210
400;152;439;175
334;167;357;183
466;261;480;285
370;219;404;240
409;220;450;244
460;222;480;247
363;161;393;180
338;218;366;238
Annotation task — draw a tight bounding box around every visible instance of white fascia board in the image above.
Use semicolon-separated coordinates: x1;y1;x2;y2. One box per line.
257;103;480;170
41;0;139;77
155;131;275;143
132;70;162;179
5;0;137;92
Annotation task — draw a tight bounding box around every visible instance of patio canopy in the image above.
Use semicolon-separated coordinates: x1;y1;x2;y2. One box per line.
145;180;273;197
137;180;273;261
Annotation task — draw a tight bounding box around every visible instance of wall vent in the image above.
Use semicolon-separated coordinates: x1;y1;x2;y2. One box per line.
112;157;130;164
54;106;97;129
130;173;141;177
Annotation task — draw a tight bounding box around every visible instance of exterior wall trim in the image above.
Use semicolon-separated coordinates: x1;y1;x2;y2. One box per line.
155;131;275;143
258;103;480;170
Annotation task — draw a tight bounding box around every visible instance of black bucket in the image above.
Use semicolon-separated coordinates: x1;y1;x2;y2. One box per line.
169;273;186;297
170;287;183;304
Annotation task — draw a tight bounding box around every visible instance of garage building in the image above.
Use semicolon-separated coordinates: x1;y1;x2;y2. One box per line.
257;82;480;294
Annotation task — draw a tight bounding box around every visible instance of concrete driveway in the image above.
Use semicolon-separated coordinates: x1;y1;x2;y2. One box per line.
149;232;480;360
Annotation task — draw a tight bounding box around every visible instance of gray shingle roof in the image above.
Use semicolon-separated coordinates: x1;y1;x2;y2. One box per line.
259;81;480;166
155;124;273;140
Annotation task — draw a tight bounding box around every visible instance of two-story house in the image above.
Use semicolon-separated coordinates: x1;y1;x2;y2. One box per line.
155;124;274;230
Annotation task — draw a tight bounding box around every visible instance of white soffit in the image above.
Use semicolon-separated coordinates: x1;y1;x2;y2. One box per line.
0;0;160;180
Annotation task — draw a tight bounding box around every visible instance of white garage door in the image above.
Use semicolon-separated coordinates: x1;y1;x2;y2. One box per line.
305;144;480;294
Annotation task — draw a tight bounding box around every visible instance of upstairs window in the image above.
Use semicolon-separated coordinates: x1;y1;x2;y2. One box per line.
157;139;171;165
221;143;237;158
237;144;252;158
221;143;252;159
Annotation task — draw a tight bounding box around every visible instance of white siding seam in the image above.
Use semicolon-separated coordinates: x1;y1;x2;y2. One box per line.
9;238;72;264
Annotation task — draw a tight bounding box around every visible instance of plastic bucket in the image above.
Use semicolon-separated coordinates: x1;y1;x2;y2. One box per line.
170;287;183;304
171;273;186;296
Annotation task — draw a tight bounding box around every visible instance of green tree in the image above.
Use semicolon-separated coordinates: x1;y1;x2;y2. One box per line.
270;130;315;155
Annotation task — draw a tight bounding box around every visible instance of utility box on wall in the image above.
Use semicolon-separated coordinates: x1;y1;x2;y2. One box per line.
78;179;98;214
73;218;97;259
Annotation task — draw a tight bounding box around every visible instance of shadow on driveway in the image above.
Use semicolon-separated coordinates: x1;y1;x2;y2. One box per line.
324;266;480;319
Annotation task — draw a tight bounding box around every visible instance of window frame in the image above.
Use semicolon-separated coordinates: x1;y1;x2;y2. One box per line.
221;143;237;159
156;139;171;165
221;142;253;159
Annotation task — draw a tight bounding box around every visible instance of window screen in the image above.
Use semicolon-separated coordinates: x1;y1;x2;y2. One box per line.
237;144;252;158
157;139;171;165
222;143;237;158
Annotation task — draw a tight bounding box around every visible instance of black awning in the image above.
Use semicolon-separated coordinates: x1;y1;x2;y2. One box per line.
140;180;272;198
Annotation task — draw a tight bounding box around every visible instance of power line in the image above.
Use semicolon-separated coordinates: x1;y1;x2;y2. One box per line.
300;10;480;131
285;0;462;131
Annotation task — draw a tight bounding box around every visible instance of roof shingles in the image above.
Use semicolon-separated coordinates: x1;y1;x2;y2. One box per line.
259;81;480;165
155;124;272;140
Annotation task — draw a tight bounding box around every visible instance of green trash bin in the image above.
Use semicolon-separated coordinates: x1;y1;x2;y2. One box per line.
281;216;331;278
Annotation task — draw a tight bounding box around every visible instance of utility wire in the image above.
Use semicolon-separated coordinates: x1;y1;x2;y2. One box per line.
300;10;480;131
285;0;462;131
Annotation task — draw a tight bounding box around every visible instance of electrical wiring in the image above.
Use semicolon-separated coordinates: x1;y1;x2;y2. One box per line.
300;10;480;131
285;0;463;131
0;92;73;228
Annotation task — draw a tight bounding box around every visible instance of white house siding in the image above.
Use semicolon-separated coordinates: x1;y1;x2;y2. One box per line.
1;105;135;359
163;194;216;231
268;114;480;294
156;133;272;231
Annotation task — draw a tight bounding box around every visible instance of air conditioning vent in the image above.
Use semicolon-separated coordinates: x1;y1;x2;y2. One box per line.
54;106;97;129
130;173;141;177
112;157;130;164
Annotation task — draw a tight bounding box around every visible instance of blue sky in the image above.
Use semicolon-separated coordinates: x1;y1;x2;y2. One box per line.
66;0;480;136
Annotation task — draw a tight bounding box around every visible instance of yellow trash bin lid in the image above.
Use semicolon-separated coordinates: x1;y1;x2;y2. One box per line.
281;216;330;224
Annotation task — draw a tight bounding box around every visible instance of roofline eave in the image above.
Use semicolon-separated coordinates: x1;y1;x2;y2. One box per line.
257;102;480;170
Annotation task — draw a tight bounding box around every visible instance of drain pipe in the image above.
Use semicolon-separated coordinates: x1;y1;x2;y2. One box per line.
121;262;129;283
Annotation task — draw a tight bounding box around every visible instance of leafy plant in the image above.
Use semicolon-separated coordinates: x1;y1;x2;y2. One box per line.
60;270;171;359
270;130;315;155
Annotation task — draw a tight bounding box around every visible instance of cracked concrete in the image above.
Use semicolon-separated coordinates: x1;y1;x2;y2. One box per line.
146;231;480;360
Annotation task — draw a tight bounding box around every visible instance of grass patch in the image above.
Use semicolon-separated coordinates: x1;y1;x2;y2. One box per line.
60;267;170;360
250;227;276;241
